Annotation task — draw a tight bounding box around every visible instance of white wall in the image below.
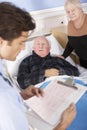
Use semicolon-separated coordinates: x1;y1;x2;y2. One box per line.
29;3;87;38
0;0;87;11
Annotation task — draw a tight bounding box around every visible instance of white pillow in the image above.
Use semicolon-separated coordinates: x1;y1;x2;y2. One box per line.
6;34;62;76
47;34;63;55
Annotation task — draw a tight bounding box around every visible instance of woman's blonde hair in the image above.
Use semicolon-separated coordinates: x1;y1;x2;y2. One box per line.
65;0;82;9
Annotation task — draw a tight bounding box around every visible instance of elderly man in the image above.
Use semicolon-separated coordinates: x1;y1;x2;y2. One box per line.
17;36;79;89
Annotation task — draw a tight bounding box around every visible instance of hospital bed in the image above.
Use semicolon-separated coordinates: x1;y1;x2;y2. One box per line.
5;25;87;130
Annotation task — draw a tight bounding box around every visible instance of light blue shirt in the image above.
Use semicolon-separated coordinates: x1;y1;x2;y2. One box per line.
0;60;29;130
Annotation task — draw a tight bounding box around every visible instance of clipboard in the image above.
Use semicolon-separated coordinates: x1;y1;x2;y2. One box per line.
26;79;87;126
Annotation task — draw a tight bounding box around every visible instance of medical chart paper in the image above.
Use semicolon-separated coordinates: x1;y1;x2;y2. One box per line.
26;79;87;126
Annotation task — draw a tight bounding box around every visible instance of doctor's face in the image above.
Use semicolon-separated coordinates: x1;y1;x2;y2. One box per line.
0;31;29;61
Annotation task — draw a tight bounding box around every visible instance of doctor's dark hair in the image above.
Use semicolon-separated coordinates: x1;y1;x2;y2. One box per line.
0;2;36;41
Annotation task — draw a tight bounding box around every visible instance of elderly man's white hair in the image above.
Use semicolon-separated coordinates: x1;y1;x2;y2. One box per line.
33;36;51;47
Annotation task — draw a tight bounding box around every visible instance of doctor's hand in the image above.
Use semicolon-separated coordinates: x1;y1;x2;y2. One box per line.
54;103;76;130
45;68;59;77
20;85;44;100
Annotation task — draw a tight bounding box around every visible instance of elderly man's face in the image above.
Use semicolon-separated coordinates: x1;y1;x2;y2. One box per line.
33;36;50;57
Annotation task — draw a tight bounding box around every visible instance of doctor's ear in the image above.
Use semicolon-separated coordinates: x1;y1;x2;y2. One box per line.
0;37;3;45
0;37;8;46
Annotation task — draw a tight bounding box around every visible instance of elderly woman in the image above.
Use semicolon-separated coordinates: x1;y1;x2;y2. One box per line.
62;0;87;68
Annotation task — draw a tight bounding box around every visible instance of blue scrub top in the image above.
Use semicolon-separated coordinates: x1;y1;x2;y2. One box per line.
0;59;29;130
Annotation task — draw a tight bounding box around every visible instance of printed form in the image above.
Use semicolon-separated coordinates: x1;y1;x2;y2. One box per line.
26;79;87;126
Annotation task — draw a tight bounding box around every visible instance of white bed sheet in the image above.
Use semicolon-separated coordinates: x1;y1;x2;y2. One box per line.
77;65;87;84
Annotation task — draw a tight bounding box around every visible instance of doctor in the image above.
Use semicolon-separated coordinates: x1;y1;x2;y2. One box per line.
0;2;76;130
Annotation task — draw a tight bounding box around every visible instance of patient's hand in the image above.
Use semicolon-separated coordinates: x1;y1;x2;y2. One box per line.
54;103;76;130
20;85;44;100
45;68;59;77
58;55;65;59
